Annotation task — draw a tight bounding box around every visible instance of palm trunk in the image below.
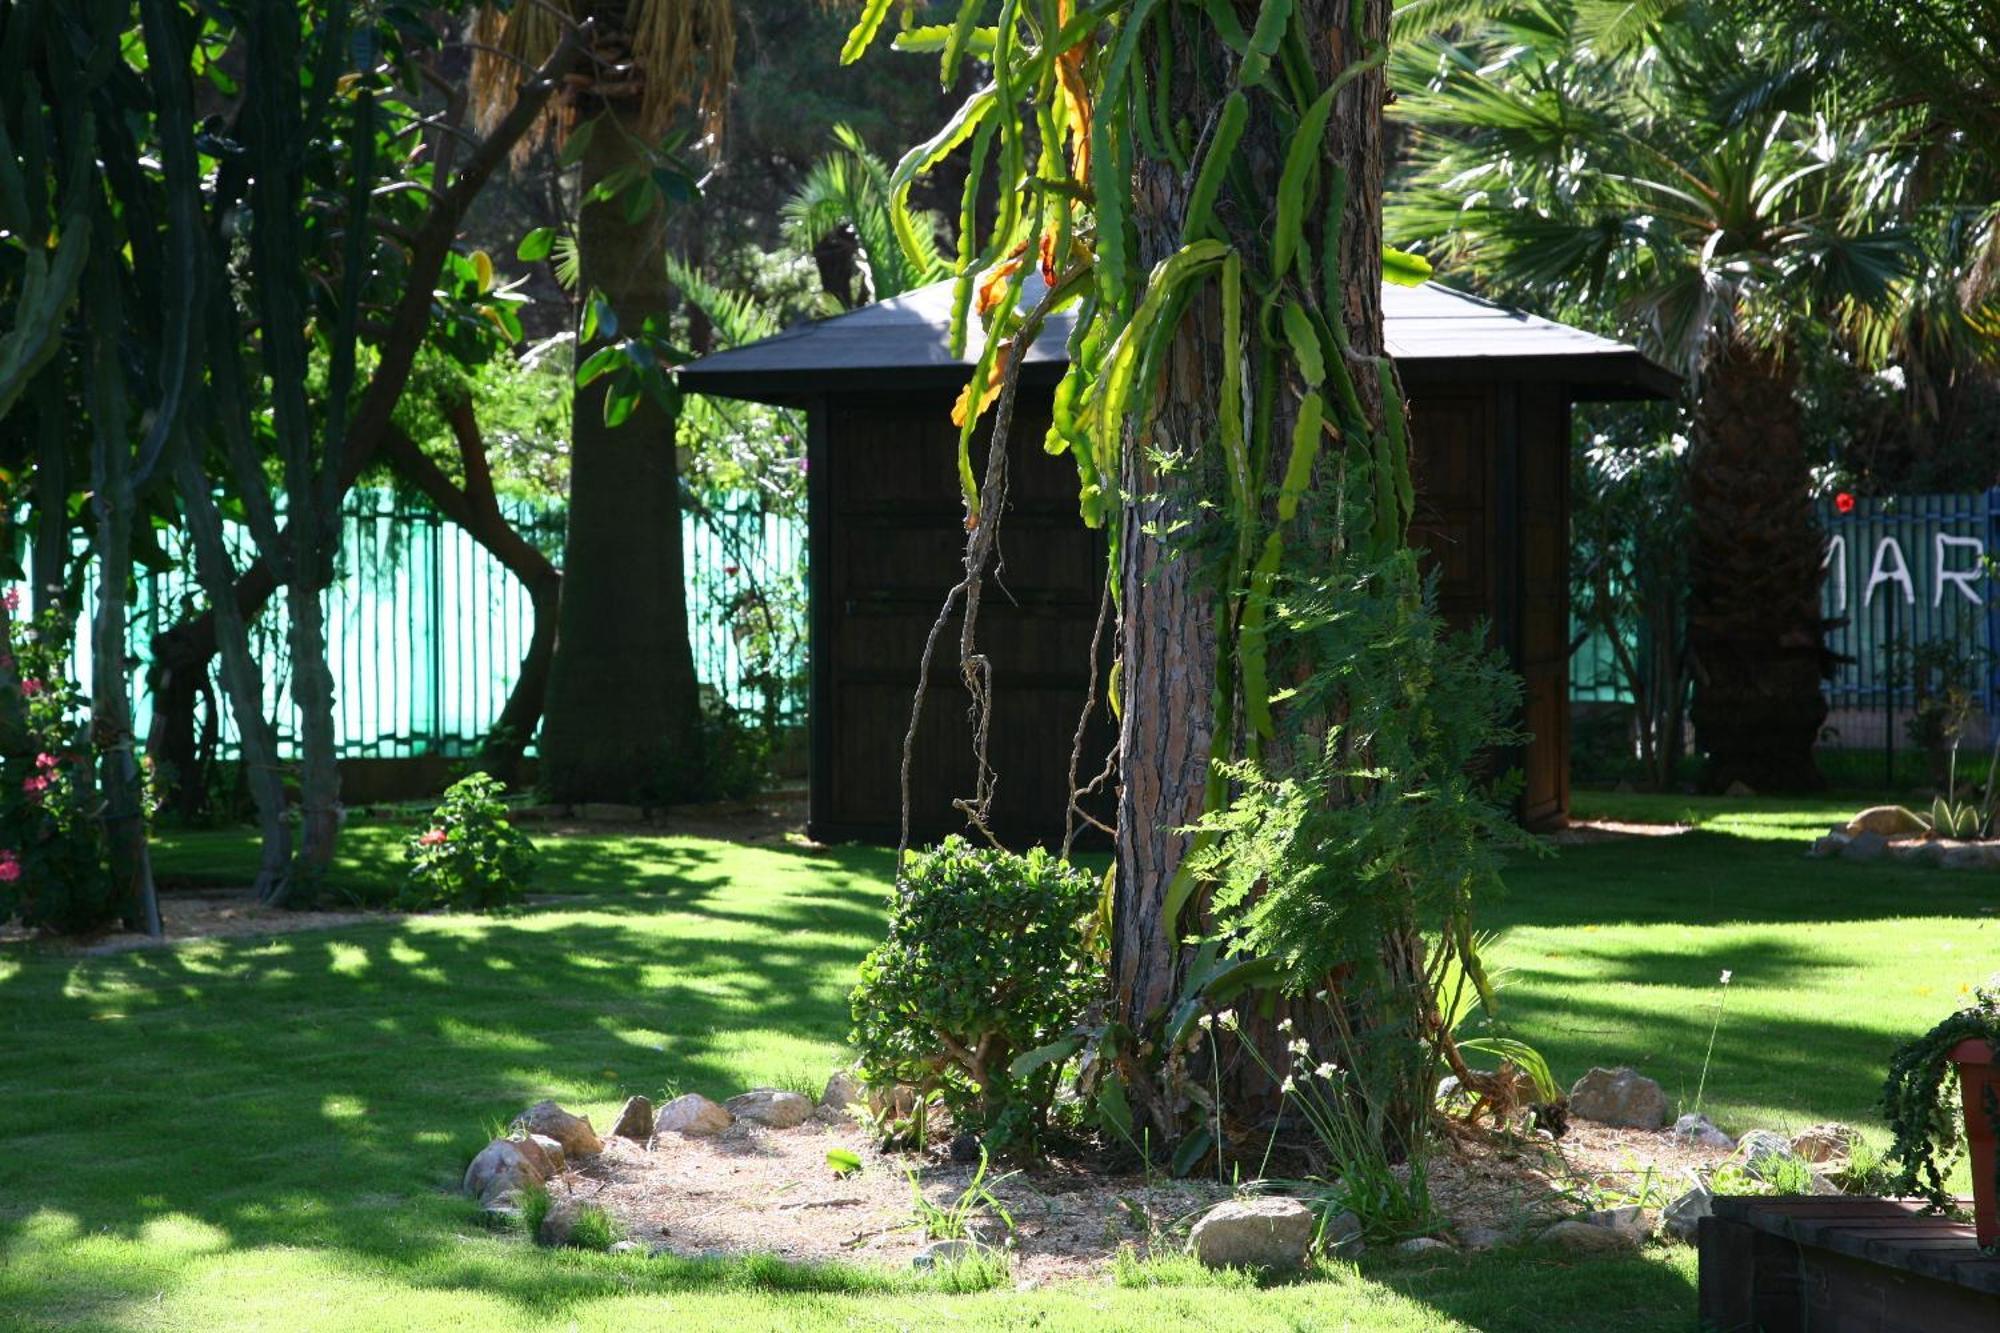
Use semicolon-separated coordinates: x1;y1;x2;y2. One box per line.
1110;0;1391;1139
537;104;701;802
1686;340;1831;792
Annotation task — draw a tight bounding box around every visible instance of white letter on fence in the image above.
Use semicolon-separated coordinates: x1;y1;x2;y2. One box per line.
1934;533;1987;606
1864;537;1915;607
1824;534;1847;616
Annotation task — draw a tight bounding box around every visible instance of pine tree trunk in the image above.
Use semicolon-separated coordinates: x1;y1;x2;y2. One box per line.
1111;0;1390;1131
537;105;702;802
1686;340;1830;792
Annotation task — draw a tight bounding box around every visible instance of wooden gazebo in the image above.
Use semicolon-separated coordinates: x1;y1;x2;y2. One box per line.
679;278;1674;844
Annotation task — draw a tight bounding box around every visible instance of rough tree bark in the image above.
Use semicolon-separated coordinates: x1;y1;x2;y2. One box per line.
1111;0;1390;1091
1687;340;1832;792
536;102;701;802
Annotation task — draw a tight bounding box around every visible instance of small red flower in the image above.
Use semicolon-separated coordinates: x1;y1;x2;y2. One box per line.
418;827;448;848
0;849;20;883
1835;492;1856;514
724;565;739;577
19;678;42;697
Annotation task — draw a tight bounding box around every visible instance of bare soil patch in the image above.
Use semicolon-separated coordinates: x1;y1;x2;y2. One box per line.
0;888;404;956
551;1113;1729;1281
1552;818;1693;846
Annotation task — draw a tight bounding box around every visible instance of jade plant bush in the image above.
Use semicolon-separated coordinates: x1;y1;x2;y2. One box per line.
850;837;1102;1153
0;604;119;933
1881;981;2000;1210
400;774;536;911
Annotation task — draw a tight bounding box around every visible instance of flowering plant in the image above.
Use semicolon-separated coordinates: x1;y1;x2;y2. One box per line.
0;602;118;932
399;773;536;911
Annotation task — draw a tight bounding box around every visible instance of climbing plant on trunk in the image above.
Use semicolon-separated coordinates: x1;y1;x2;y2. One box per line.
854;0;1518;1158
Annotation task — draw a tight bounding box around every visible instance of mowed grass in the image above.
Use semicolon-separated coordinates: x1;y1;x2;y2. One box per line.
0;792;1990;1331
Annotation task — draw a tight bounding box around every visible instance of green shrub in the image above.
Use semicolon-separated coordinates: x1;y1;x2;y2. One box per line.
400;774;535;911
850;837;1101;1153
646;689;773;806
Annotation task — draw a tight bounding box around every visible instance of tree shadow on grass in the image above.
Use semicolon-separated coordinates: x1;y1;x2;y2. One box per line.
1493;827;1993;930
1360;1249;1699;1333
0;838;911;1320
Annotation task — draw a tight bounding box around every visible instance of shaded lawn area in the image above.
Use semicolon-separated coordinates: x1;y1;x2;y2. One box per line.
0;794;1988;1330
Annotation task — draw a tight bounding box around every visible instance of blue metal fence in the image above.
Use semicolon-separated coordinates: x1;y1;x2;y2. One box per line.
18;490;806;760
1568;488;2000;733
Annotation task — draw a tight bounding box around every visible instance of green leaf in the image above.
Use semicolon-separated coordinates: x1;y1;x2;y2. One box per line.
1009;1036;1083;1080
1382;246;1433;287
575;345;620;387
516;227;555;262
1238;0;1293;88
558;114;596;167
1280;301;1324;387
1180;92;1248;244
840;0;896;65
1273;78;1339;283
826;1147;863;1177
1170;1125;1215;1179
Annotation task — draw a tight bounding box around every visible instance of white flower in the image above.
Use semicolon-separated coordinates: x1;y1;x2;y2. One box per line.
1197;1014;1214;1030
1719;970;1733;986
1287;1038;1311;1058
1277;1018;1295;1034
1280;1076;1296;1094
1216;1009;1238;1030
1315;1062;1339;1080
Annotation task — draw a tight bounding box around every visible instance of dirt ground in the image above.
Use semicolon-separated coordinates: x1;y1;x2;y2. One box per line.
554;1111;1727;1282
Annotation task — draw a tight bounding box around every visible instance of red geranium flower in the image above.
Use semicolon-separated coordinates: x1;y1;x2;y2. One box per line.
1835;492;1856;514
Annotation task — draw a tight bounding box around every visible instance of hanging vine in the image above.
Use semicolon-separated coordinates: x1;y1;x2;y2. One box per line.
859;0;1524;1152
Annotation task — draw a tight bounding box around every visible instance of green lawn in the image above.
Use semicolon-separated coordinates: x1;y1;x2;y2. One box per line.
1;793;1990;1331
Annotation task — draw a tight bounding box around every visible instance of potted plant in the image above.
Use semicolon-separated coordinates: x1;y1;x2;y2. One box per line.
1882;983;2000;1245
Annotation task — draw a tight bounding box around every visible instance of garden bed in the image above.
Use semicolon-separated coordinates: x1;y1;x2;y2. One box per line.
531;1109;1734;1282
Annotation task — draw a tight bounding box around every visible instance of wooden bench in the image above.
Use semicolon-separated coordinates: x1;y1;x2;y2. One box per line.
1699;1195;2000;1332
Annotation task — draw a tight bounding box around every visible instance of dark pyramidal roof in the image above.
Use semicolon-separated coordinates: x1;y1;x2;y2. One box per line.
676;275;1677;405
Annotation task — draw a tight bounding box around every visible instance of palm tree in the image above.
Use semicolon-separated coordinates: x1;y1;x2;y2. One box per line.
781;124;949;308
1389;2;1916;791
466;1;734;800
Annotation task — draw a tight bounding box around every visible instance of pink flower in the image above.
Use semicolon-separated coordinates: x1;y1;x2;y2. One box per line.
19;679;41;697
418;827;448;847
1;588;18;612
21;775;47;800
34;752;57;770
0;850;19;883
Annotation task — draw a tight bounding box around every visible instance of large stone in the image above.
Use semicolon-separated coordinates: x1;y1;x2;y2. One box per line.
1567;1067;1669;1129
1189;1197;1316;1270
1395;1237;1455;1257
1672;1113;1735;1150
1321;1210;1363;1252
527;1133;567;1173
1584;1205;1654;1242
1789;1123;1859;1164
1735;1129;1801;1179
1846;805;1925;837
610;1096;655;1143
464;1137;554;1204
1840;830;1889;861
1805;834;1850;859
1661;1182;1713;1242
911;1238;990;1269
726;1088;814;1129
655;1093;733;1138
1940;844;1999;871
1459;1225;1506;1252
820;1069;865;1118
1538;1219;1639;1254
512;1100;602;1158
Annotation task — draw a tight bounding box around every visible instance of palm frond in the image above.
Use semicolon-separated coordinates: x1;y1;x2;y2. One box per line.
664;254;780;350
